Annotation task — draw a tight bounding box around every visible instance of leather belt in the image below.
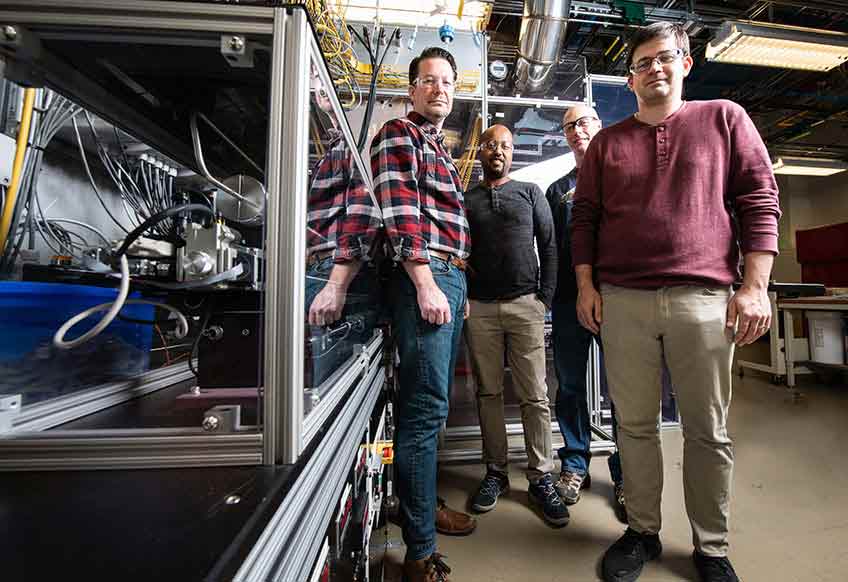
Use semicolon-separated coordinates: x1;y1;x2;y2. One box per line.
429;250;467;271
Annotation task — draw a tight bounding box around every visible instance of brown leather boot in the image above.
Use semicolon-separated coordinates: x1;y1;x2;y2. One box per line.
403;552;452;582
435;497;476;536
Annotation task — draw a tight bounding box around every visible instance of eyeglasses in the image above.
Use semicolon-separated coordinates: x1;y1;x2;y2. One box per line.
629;48;687;75
563;116;599;133
414;76;455;91
480;140;513;152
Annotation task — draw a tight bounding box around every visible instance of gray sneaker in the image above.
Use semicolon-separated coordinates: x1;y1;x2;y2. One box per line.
556;470;590;505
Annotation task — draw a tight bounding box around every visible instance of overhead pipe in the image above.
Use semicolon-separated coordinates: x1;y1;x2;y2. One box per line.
514;0;572;94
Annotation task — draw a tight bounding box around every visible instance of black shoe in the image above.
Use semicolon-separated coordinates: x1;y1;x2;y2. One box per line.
613;481;627;524
555;470;590;505
470;470;509;512
527;473;570;526
602;528;662;582
693;551;739;582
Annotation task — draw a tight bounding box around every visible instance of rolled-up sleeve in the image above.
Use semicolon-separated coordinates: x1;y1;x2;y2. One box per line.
370;119;430;263
728;104;781;255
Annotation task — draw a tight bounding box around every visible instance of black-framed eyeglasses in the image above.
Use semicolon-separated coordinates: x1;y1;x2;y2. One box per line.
563;116;599;133
480;140;514;152
629;48;687;75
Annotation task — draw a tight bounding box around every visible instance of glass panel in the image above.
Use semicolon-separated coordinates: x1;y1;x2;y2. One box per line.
303;52;383;417
318;23;484;149
591;77;638;126
0;29;271;432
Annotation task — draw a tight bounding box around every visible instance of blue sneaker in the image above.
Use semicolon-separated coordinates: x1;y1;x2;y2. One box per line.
471;471;509;512
527;473;570;526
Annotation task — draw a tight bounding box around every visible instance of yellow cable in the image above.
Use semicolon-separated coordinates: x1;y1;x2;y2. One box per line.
0;87;36;254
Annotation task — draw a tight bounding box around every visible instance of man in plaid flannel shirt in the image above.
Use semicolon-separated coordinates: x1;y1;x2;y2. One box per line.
306;73;381;329
370;47;470;582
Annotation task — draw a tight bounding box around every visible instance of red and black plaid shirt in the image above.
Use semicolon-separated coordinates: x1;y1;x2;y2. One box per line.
307;128;382;262
370;111;470;263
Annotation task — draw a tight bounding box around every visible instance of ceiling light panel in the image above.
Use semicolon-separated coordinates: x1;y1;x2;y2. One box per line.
706;21;848;72
772;157;848;177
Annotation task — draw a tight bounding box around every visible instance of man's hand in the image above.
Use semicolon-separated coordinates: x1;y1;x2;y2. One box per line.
308;282;347;326
464;300;470;320
726;285;771;346
577;285;602;334
417;283;452;325
575;264;601;334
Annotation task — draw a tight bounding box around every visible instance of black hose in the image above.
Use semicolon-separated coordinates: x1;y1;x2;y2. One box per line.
114;203;214;259
358;28;399;151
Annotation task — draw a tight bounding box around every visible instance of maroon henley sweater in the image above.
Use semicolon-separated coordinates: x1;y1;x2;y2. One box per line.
571;99;781;289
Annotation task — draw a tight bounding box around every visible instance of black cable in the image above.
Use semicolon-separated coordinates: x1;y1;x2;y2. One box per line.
188;304;213;379
358;28;399;151
114;203;214;259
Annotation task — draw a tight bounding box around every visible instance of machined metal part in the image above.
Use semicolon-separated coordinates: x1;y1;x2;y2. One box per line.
202;404;243;433
216;174;266;225
515;0;571;94
220;33;255;68
189;112;265;215
176;221;240;283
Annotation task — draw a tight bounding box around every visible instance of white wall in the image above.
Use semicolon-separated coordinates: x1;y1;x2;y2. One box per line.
772;171;848;283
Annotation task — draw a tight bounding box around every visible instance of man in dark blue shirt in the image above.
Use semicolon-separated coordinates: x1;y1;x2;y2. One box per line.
546;105;625;521
463;125;568;527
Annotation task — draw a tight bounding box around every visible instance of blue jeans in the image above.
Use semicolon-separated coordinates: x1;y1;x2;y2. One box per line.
304;258;379;387
391;258;466;561
551;299;593;475
553;300;623;483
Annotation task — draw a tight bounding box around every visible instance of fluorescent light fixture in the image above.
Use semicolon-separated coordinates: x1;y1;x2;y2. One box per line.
333;0;490;29
772;157;848;177
706;20;848;72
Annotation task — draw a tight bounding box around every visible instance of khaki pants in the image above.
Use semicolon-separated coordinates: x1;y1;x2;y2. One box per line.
600;284;735;557
465;293;555;481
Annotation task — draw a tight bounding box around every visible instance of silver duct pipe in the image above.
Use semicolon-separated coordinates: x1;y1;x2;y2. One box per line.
514;0;571;94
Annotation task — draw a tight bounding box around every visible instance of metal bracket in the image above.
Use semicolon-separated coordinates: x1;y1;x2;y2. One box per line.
202;404;243;433
0;394;22;433
220;34;255;68
0;24;46;87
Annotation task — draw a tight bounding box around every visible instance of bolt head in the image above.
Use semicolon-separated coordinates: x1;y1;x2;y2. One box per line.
229;36;244;51
202;415;220;431
3;25;17;41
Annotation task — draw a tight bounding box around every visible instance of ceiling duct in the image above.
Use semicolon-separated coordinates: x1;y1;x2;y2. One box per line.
514;0;571;94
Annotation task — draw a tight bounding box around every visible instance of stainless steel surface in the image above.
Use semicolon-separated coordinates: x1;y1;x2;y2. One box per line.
189;112;262;210
218;174;266;225
514;0;571;94
262;8;286;466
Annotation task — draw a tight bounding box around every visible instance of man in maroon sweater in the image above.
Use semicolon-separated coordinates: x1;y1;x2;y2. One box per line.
570;23;781;582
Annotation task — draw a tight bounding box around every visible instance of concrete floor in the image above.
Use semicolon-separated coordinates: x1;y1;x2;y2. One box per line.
383;372;848;581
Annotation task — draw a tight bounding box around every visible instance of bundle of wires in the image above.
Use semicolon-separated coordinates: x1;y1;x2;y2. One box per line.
347;24;400;151
304;0;365;110
0;89;85;274
73;110;182;242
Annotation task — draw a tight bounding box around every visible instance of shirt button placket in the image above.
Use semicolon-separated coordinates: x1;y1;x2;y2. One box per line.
656;125;668;169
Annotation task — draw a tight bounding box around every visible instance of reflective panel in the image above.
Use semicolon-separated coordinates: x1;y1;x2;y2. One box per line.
303;52;383;418
0;26;272;432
